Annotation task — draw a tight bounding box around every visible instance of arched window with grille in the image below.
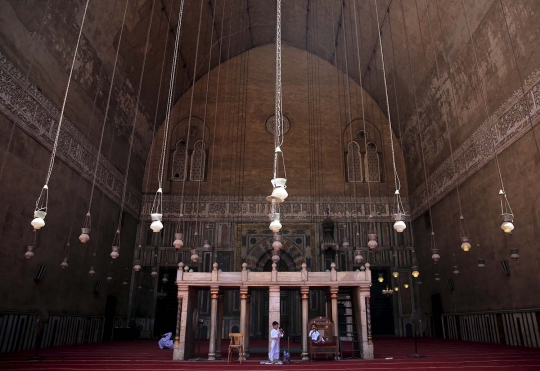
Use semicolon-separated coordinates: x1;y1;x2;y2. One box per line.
365;142;380;182
346;141;363;182
171;139;188;181
190;140;206;181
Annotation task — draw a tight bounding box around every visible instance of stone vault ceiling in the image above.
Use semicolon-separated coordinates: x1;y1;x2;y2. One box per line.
4;0;494;191
70;0;491;140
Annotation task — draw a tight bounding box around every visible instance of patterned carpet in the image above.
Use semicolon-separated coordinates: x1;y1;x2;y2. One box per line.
2;337;540;370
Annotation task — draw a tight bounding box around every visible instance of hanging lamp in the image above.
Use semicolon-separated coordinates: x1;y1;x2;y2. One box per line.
272;234;283;250
460;234;471;252
411;250;420;278
173;233;184;249
430;232;440;262
378;273;384;283
500;191;514;233
31;185;48;230
190;249;199;263
133;244;142;271
25;246;35;259
459;213;471;252
150;188;164;233
510;248;519;261
60;241;71;269
79;212;91;243
354;249;364;264
110;229;120;259
367;233;378;250
342;236;350;250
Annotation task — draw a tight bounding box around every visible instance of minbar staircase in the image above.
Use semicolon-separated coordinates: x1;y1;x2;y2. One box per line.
337;290;362;359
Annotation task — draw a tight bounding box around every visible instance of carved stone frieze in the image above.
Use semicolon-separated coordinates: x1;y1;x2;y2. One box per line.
140;194;408;222
408;67;540;219
0;52;141;216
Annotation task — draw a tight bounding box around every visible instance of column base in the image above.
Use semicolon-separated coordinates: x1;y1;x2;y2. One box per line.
244;351;250;358
173;346;183;360
301;352;309;361
208;353;215;361
362;344;374;359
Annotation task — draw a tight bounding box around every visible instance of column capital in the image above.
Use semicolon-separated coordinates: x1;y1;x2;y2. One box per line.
178;286;189;299
240;286;249;300
330;286;339;299
269;285;280;294
301;286;309;299
210;286;220;298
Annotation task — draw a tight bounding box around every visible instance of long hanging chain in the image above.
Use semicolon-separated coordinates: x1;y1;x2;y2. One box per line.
82;0;129;237
116;0;156;242
274;0;285;180
156;0;185;191
374;0;403;216
151;0;185;224
460;0;514;221
31;0;91;226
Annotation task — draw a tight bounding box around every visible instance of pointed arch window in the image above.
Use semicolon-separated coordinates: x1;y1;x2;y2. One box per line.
365;142;380;182
171;139;188;181
190;140;206;181
346;141;363;182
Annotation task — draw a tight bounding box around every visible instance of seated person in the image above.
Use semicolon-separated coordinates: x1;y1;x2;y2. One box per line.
309;324;325;343
158;332;174;349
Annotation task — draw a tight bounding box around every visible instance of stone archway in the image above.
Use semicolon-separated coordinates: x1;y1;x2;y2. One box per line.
245;237;304;272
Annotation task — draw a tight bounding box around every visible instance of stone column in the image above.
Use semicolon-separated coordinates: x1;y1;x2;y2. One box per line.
215;294;224;360
173;295;183;359
360;290;373;359
240;286;248;361
173;286;190;360
268;284;281;355
245;294;251;357
208;286;219;361
330;286;339;358
301;286;310;361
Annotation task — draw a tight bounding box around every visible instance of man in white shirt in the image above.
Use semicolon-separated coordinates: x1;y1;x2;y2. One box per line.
309;324;325;343
158;332;173;349
268;321;284;363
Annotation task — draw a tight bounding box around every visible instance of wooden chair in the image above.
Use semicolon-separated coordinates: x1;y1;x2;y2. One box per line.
227;333;244;363
308;317;339;361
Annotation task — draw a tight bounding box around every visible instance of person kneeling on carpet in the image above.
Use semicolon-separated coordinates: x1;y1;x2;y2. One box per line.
158;332;173;349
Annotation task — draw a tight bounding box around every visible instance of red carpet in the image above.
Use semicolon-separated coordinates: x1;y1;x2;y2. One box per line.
1;337;540;370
